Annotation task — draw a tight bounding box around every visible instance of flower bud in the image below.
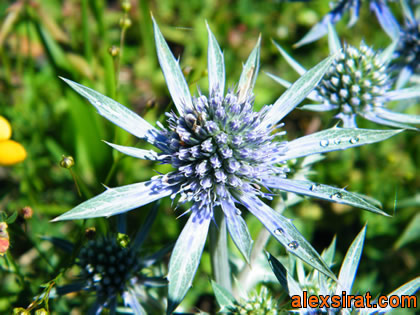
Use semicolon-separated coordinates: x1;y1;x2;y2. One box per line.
108;45;120;57
121;0;131;12
19;206;33;220
60;155;74;169
13;308;29;315
117;233;130;248
119;17;132;29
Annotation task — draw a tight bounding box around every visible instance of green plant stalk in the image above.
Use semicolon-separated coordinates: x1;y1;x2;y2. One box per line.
69;169;82;197
103;154;123;186
115;18;129;93
138;0;156;65
6;251;26;287
209;207;232;292
82;0;93;61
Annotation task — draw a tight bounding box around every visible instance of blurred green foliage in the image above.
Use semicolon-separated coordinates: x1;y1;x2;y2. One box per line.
0;0;418;313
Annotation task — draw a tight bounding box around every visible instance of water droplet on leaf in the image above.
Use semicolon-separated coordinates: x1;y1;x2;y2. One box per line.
310;184;318;191
288;241;299;250
349;137;360;144
320;139;329;147
331;192;343;199
274;228;284;236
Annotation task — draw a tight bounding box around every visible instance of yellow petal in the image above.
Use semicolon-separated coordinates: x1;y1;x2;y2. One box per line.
0;116;12;141
0;140;27;166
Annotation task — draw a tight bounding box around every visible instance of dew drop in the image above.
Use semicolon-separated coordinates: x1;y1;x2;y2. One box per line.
330;192;343;199
288;241;299;250
274;228;284;236
333;138;341;145
349;137;360;144
235;209;241;215
310;184;318;191
320;139;329;147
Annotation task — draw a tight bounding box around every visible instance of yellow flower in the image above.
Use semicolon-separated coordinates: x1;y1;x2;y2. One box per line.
0;116;27;166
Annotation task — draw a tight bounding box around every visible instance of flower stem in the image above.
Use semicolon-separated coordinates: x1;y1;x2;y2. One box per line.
209;207;232;292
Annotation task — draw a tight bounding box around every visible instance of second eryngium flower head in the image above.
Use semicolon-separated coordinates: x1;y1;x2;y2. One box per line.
54;19;402;313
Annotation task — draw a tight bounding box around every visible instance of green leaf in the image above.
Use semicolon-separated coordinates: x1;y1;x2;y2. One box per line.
152;17;193;115
394;213;420;249
278;128;403;161
211;280;237;312
5;211;17;224
206;22;225;96
262;54;335;129
167;210;211;314
335;225;366;295
237;35;261;103
51;180;174;221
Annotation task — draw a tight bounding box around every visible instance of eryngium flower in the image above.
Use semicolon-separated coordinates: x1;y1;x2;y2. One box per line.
269;25;420;129
78;237;141;307
268;226;420;314
295;0;400;47
389;0;420;88
54;20;401;312
55;213;168;315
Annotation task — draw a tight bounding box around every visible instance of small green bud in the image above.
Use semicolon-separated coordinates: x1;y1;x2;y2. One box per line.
117;233;130;248
119;17;132;29
60;155;74;169
13;308;29;315
35;308;48;315
121;0;131;12
108;45;120;57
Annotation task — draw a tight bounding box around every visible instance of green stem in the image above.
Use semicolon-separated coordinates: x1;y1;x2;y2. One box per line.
6;251;26;286
209;207;232;292
81;0;93;61
103;155;122;186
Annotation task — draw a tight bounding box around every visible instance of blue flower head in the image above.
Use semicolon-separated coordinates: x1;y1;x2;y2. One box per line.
390;0;420;88
270;24;420;129
295;0;400;47
53;209;168;314
55;20;402;313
